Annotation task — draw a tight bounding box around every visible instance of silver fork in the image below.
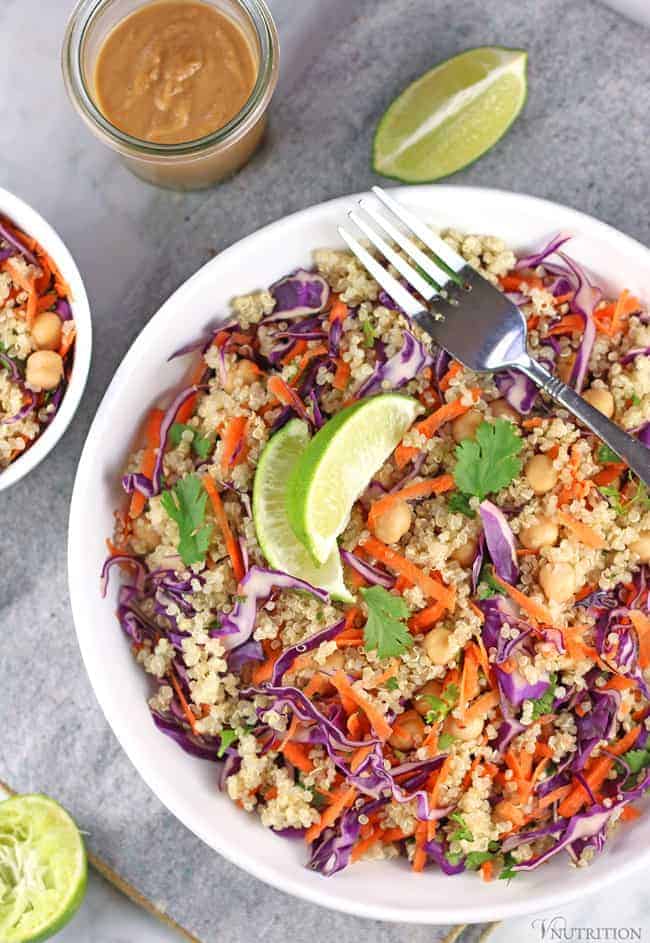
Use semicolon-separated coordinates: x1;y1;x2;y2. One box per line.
339;186;650;486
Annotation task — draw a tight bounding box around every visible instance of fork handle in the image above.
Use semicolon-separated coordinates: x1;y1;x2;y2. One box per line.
516;356;650;487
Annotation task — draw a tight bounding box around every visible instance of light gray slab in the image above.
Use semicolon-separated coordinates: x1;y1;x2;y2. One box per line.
2;1;650;941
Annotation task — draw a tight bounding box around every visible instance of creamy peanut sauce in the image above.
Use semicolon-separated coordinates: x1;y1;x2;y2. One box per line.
94;1;257;145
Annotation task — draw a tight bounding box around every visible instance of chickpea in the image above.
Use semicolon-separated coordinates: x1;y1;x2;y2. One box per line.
413;680;442;717
388;709;425;751
451;408;483;443
451;536;478;567
490;398;519;422
25;350;63;390
423;627;459;666
583;386;615;418
444;713;484;742
224;359;258;393
519;517;559;551
372;500;412;544
630;531;650;564
525;453;558;494
538;561;576;603
31;311;62;351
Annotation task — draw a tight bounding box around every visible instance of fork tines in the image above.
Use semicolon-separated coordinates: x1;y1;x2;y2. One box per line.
337;186;468;313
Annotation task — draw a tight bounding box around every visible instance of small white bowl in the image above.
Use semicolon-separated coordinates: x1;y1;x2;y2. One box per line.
69;187;650;924
0;186;91;491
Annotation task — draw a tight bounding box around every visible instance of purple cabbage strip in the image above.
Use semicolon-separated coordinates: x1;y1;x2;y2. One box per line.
55;299;73;321
151;386;203;496
494;370;538;415
214;566;330;651
227;639;265;673
267;270;330;321
100;553;147;596
340;548;395;589
621;345;650;366
355;330;433;397
424;840;466;875
151;709;220;761
515;232;572;271
270;619;346;685
0;351;22;382
479;500;519;585
497;666;550;708
0;220;38;265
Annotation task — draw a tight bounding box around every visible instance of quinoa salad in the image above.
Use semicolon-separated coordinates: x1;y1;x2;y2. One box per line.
0;216;76;469
104;228;650;880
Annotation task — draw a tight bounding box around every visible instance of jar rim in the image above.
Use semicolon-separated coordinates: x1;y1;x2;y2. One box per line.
62;0;279;158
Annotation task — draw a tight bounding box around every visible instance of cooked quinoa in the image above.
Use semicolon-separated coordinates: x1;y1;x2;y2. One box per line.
105;227;650;880
0;216;76;469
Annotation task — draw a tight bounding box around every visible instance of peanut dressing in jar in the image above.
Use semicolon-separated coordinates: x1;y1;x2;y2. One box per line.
94;0;257;145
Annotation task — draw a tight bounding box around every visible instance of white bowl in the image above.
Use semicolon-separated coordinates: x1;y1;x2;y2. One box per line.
68;186;650;924
0;186;92;491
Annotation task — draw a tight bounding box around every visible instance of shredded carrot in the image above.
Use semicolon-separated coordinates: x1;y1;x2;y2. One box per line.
630;611;650;669
538;785;572;810
492;572;553;625
522;417;544;429
556;510;606;549
350;744;374;772
412;821;427;872
328;299;348;323
364;659;399;689
268;373;308;415
394;390;481;468
202;476;245;583
281;338;307;365
480;860;494;882
604;675;637;692
546;313;584;336
499;273;544;292
593;464;625;486
330;670;392;740
559;725;641;817
429;753;454;808
332;357;351;391
169;670;197;734
438;360;462;391
251;642;280;685
460;691;500;726
621;805;641;822
368;474;455;530
291;343;329;381
594;290;639;336
361;536;456;611
305;785;357;844
351;827;385;863
281;741;314;773
128;407;164;519
408;601;445;633
220;415;249;475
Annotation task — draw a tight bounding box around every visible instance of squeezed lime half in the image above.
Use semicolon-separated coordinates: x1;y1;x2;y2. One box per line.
373;46;528;182
253;418;354;601
0;794;87;943
286;394;419;565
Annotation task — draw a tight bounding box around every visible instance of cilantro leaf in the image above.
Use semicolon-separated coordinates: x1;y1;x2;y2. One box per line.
424;684;458;724
449;812;474;843
438;732;455;750
447;491;476;518
385;676;399;691
600;480;650;516
217;729;239;758
632;392;641;407
453;419;523;501
597;443;620;465
622;748;650;776
360;586;413;660
499;851;518;881
477;563;507;599
361;319;376;348
160;474;212;566
464;851;495;871
529;672;557;721
599;484;625;515
169;422;212;460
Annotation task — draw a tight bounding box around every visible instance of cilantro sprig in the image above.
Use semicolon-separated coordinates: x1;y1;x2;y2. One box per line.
449;812;474;843
597;443;620;465
447;491;476;518
423;683;459;724
528;672;557;721
599;479;650;516
453;419;523;501
160;474;212;567
169;422;212;460
360;586;413;660
477;563;508;600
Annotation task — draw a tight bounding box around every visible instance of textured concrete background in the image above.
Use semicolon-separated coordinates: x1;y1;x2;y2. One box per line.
1;0;649;940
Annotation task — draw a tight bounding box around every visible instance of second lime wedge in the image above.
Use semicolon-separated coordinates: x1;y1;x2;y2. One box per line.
373;46;527;183
0;793;87;943
253;418;353;602
286;394;419;565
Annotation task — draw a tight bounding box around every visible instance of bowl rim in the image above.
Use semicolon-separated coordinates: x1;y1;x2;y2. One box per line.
0;185;92;491
68;185;650;924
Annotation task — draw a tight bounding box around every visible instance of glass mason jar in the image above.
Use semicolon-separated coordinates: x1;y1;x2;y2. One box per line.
62;0;279;191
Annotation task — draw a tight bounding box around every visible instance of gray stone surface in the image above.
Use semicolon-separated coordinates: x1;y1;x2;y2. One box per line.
1;0;650;940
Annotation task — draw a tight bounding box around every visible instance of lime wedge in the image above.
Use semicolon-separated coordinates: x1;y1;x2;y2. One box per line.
286;394;419;565
0;794;87;943
373;46;527;183
253;418;354;602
